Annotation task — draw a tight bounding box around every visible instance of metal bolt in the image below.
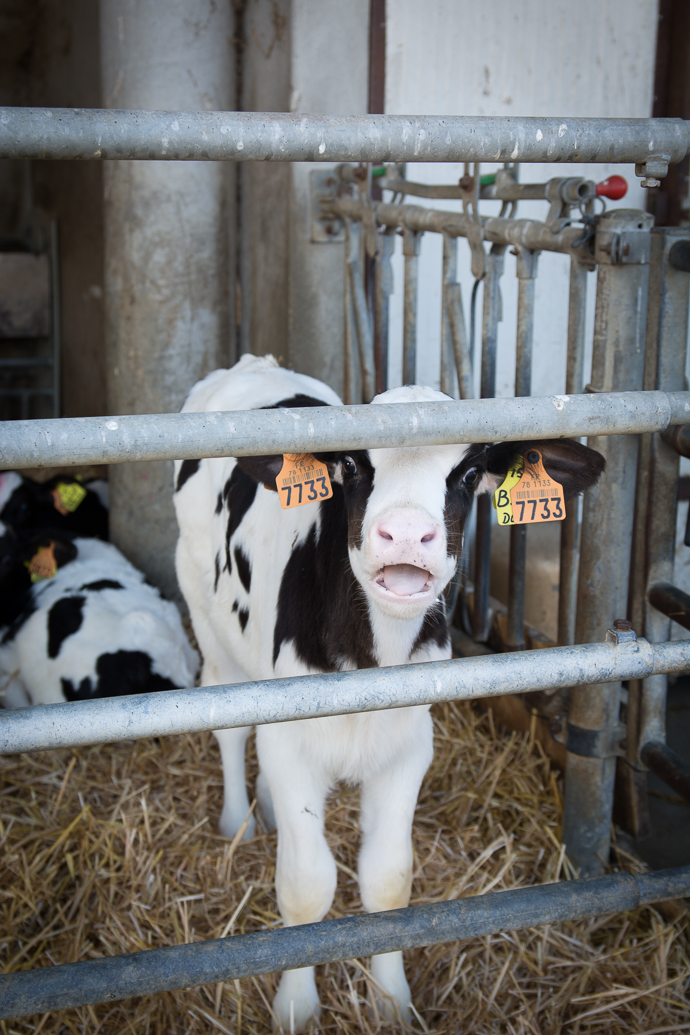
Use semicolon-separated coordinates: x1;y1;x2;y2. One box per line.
613;619;632;632
458;174;474;191
641;177;661;189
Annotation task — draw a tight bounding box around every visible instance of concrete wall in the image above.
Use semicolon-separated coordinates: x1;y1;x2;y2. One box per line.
100;0;236;598
240;0;369;399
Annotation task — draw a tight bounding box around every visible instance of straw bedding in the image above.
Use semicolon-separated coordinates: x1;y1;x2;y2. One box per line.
1;701;688;1034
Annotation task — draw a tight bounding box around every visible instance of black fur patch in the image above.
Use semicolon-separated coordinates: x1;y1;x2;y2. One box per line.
1;598;37;644
273;489;376;671
176;459;201;492
214;552;221;592
1;475;108;540
411;603;450;656
238;607;249;632
60;650;178;700
223;466;258;575
232;600;239;613
47;595;86;658
79;579;124;592
234;545;252;593
215;492;223;515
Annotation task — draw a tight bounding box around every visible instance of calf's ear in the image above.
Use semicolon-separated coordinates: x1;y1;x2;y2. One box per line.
484;439;605;501
235;455;284;491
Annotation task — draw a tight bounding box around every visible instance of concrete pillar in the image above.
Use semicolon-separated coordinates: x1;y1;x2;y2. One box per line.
100;0;235;598
241;0;369;398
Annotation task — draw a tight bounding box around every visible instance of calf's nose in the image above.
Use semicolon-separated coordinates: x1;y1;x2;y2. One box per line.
373;514;439;549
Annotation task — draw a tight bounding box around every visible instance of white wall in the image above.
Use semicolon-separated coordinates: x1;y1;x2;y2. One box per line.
384;0;659;398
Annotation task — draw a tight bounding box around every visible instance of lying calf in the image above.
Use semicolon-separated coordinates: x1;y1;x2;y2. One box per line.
0;531;198;709
174;354;604;1029
0;471;109;541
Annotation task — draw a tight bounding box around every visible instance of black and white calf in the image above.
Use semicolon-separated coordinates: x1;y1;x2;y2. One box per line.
0;532;198;709
174;354;604;1029
0;471;109;540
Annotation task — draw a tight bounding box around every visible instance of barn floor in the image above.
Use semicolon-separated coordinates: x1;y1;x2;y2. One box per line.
1;700;688;1034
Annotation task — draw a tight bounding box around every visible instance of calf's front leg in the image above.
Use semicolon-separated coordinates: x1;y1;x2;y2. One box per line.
358;710;434;1022
258;727;336;1030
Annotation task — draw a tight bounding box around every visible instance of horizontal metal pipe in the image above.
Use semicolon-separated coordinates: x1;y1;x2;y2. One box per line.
1;865;687;1020
1;638;688;756
0;390;688;470
648;581;690;633
640;741;690;804
332;196;593;258
1;109;688;165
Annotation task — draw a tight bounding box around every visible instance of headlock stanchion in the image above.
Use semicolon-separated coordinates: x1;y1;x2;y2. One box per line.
2;106;690;1022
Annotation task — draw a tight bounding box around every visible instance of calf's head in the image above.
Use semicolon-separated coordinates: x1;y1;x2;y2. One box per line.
238;386;605;620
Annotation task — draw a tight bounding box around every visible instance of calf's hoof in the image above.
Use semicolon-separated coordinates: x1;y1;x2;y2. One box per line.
218;806;256;841
273;967;320;1031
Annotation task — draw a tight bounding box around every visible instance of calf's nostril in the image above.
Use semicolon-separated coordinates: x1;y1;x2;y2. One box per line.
421;531;436;543
378;529;394;541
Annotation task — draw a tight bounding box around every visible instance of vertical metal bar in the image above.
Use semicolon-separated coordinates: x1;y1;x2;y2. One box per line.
346;219;375;403
49;218;61;418
402;226;421;385
373;229;395;395
640;229;690;751
563;210;653;877
441;234;458;397
558;258;589;647
472;245;506;642
505;248;538;650
343;218;362;405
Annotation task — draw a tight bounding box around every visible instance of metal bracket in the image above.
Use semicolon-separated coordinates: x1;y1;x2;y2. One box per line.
309;169;346;243
566;721;627;758
595;230;651;266
635;156;670;189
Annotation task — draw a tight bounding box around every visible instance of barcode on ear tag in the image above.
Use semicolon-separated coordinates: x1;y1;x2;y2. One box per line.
26;542;58;582
510;450;565;524
492;456;524;525
277;454;333;510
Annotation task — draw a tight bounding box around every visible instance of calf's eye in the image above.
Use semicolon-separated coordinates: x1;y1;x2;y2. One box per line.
342;456;357;477
463;467;479;486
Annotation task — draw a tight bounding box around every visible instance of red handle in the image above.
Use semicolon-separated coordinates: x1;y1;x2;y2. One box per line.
596;175;627;201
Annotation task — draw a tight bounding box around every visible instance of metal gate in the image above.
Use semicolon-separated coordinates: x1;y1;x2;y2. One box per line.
1;108;690;1020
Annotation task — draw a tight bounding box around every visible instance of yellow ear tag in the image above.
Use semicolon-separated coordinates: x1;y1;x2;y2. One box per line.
52;481;87;516
492;456;524;526
510;450;565;524
26;542;58;583
277;454;333;510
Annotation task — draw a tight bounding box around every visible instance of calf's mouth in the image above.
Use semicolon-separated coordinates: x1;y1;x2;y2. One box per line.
375;564;433;598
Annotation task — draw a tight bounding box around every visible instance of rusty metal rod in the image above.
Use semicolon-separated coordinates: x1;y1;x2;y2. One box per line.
640;741;690;804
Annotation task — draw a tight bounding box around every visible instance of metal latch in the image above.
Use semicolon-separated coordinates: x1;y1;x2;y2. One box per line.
309;170;346;243
595;230;651;265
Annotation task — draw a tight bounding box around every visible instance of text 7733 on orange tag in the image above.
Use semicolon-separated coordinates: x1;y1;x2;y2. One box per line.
277;453;333;510
509;449;565;524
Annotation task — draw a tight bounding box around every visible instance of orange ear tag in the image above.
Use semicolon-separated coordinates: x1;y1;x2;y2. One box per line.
26;542;58;583
277;453;333;510
509;450;565;525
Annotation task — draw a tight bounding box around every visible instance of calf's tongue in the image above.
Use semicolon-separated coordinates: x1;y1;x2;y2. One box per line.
381;564;430;596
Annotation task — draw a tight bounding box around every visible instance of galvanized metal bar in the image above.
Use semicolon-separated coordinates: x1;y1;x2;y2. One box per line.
446;284;473;401
648;581;690;632
640;229;690;753
473;245;506;642
563;210;654;877
402;227;421;386
640;742;690;804
506;249;539;651
440;234;457;397
343;220;361;405
2;109;688;165
333;197;595;260
558;257;589;648
373;229;395;395
0;392;686;471
49;219;61;418
345;220;375;402
1;638;687;757
1;864;687;1021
